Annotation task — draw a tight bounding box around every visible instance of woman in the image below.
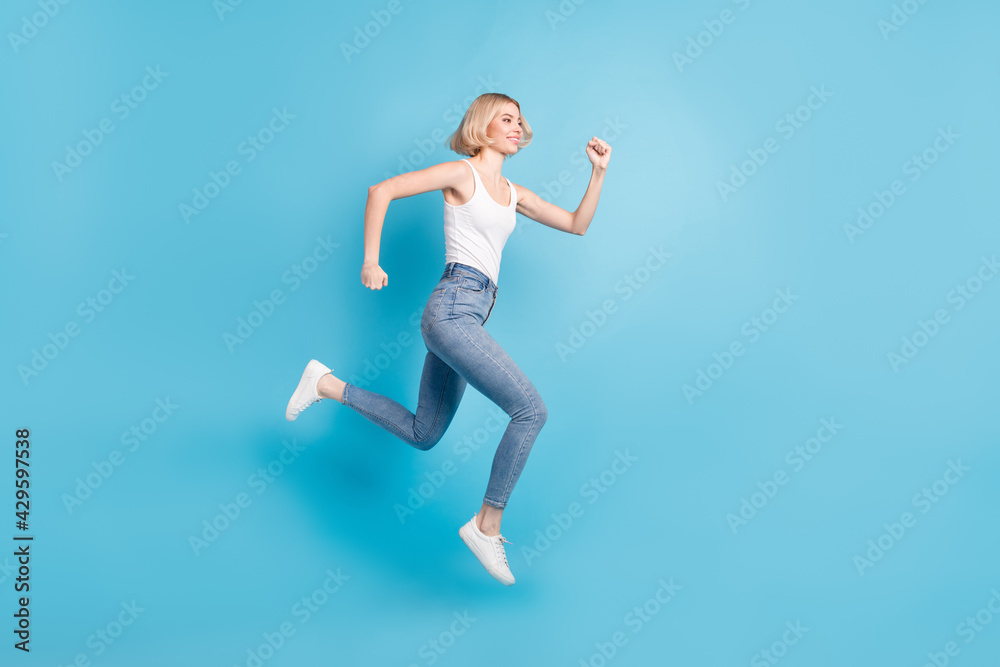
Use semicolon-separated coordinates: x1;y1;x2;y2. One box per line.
284;93;611;585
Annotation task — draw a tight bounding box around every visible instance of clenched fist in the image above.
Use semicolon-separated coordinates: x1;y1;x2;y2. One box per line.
361;262;388;290
586;137;612;169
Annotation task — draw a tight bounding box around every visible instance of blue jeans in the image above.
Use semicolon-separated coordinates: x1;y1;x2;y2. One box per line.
341;262;548;509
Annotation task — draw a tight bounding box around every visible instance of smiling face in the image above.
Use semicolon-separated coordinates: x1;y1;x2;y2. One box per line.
484;101;523;155
448;93;532;158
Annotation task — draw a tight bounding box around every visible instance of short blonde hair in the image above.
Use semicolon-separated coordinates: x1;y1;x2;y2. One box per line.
447;93;532;158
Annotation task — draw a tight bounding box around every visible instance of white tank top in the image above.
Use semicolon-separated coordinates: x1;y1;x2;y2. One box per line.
443;158;517;286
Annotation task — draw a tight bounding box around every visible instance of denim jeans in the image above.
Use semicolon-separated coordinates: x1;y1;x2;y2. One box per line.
341;262;548;509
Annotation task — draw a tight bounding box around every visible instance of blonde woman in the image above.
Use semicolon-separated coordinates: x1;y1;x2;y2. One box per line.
285;93;612;585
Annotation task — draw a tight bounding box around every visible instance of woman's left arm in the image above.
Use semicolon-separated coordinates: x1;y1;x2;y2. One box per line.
514;137;612;236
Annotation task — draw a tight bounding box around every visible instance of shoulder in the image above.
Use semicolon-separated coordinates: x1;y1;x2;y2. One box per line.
505;177;519;199
441;160;477;205
510;181;534;200
509;182;545;217
421;159;472;188
445;159;473;178
377;159;472;201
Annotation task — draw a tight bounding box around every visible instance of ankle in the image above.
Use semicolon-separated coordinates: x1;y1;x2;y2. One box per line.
477;517;501;537
317;373;338;400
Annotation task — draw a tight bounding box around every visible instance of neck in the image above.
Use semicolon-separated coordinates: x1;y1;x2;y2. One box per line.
470;149;506;183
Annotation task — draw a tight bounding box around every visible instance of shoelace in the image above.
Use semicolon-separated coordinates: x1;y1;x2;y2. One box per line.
494;535;512;567
294;395;321;414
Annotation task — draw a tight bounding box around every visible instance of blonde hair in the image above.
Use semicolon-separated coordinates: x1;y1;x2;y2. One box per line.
447;93;533;158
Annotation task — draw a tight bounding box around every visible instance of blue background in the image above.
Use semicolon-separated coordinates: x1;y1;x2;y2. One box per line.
1;0;998;665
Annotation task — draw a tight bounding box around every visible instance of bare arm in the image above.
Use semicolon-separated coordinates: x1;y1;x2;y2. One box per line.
361;160;467;290
514;137;612;236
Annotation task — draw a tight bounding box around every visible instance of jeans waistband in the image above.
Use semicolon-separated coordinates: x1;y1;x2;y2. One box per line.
444;262;498;292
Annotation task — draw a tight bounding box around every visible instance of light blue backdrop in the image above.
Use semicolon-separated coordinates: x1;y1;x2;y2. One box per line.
1;0;998;665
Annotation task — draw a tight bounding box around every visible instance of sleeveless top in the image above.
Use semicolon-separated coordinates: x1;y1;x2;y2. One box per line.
443;158;517;286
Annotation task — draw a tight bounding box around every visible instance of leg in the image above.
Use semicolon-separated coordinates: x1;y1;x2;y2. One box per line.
331;350;468;451
477;501;504;536
424;310;548;513
317;373;346;403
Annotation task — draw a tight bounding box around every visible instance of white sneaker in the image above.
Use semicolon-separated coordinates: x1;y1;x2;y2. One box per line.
285;359;332;421
459;514;515;586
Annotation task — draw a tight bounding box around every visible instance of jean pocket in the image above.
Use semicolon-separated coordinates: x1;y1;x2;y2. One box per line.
458;275;487;292
421;287;449;334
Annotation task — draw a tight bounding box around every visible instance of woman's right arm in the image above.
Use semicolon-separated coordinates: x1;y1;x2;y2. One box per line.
361;160;466;290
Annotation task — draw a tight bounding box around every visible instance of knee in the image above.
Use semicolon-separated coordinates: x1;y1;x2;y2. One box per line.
410;423;444;452
533;393;548;428
509;389;548;428
413;430;443;452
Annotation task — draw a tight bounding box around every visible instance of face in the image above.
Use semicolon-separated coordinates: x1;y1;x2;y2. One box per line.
484;101;523;155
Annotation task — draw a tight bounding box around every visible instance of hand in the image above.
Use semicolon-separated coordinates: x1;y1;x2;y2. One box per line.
361;262;388;290
586;137;612;169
